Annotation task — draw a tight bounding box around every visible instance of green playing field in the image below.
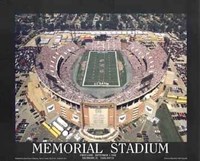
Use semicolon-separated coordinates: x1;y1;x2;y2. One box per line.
82;51;120;87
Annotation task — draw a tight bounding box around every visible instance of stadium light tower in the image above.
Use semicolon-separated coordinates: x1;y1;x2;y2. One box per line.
164;36;170;47
69;28;74;42
69;28;77;43
35;36;41;53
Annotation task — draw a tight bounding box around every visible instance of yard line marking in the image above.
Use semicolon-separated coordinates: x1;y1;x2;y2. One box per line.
115;51;120;87
82;51;91;86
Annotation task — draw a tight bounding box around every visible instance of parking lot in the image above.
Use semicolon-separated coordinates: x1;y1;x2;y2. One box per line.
15;73;46;142
21;115;84;143
168;103;187;142
116;116;162;142
15;98;45;142
15;69;85;143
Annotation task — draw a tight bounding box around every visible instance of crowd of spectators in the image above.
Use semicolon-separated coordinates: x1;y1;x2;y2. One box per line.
117;42;168;102
56;42;79;54
85;39;121;51
35;39;168;105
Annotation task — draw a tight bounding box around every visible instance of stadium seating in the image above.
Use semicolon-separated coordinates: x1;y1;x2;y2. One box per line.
35;40;168;105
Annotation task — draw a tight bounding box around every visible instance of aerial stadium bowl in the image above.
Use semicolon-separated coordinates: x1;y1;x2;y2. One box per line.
32;38;168;141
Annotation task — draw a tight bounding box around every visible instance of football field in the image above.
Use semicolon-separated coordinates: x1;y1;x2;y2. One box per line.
82;51;120;87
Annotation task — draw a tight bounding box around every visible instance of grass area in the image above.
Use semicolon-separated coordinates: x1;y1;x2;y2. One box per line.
76;51;89;85
76;50;127;87
84;51;119;86
117;51;127;86
156;104;182;142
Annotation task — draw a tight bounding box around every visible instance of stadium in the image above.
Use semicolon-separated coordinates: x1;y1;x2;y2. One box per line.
28;32;169;141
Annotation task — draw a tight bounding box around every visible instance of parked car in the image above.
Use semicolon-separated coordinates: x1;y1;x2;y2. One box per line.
137;133;142;138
